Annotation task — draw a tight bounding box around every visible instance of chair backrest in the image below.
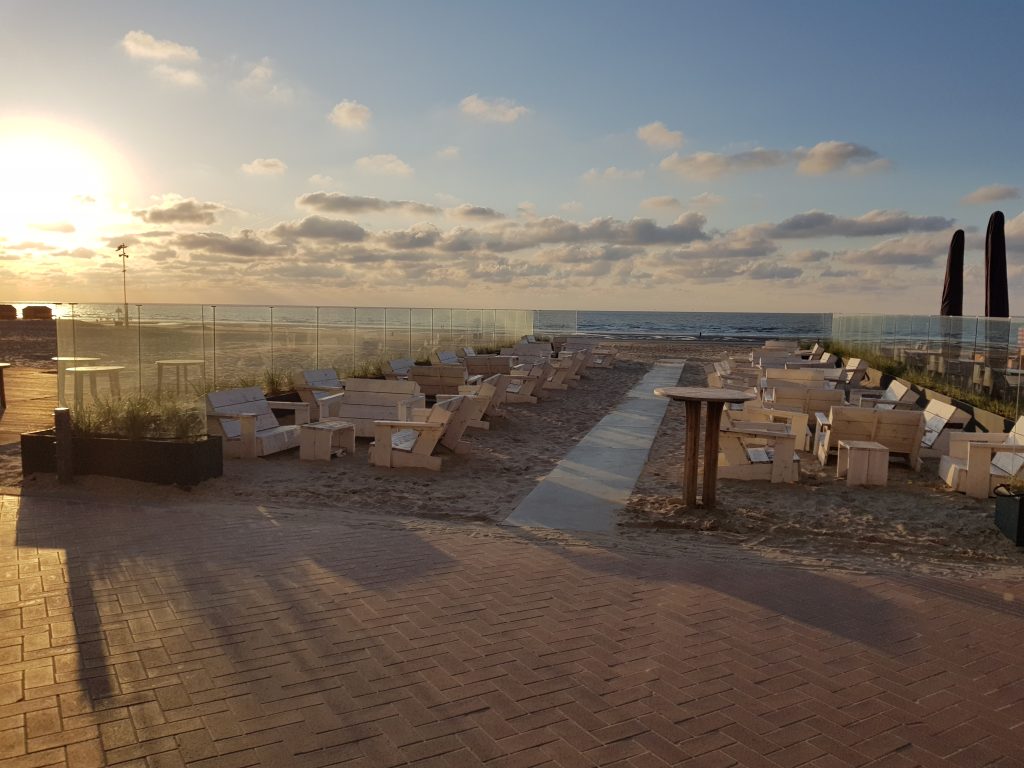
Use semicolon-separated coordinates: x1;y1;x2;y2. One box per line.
206;387;278;440
408;364;468;396
764;368;826;385
828;406;925;457
295;369;342;404
461;346;477;357
465;355;514;376
836;358;869;386
769;386;843;415
431;350;461;365
384;359;415;378
921;399;967;448
873;379;912;410
512;341;554;357
991;416;1024;478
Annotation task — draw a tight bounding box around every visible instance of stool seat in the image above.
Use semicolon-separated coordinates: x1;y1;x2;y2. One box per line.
837;440;889;486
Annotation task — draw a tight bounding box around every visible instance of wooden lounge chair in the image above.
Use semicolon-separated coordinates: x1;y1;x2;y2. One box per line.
849;379;917;409
382;358;415;380
785;352;839;369
440;377;500;428
368;395;475;471
206;387;310;459
762;385;844;417
718;414;800;483
430;350;462;365
293;369;345;421
564;336;616;368
813;406;926;470
408;363;482;398
920;399;970;456
506;366;542;403
759;368;829;392
825;358;869;389
332;378;426;438
740;403;811;451
464;355;517;377
938;417;1024;498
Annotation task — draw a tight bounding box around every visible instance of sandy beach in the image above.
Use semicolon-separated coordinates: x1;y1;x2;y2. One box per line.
2;335;1021;578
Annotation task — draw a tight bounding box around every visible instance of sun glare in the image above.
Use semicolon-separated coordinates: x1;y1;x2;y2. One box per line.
0;116;134;247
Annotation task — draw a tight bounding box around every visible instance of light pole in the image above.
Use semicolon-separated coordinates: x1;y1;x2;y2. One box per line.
116;243;129;326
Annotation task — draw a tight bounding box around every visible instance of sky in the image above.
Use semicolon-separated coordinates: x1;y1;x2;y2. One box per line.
1;0;1022;315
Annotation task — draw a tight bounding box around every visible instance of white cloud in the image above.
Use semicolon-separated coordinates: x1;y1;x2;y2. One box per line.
560;201;584;213
962;184;1021;204
436;146;460;159
328;100;372;130
298;192;439;215
690;192;726;207
459;94;529;123
640;196;681;210
582;166;644;182
766;209;953;238
447;204;505;220
841;232;951;267
134;196;224;225
636;121;684;149
120;30;199;62
31;222;75;233
795;141;889;175
241;158;287;176
355;154;413;176
152;64;203;88
307;174;335;186
660;149;789;180
238;58;292;102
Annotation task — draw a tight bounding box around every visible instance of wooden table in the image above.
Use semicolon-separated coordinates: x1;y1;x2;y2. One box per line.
52;356;100;406
156;359;206;397
65;366;125;410
654;386;756;508
300;420;356;461
0;363;8;411
837;440;889;486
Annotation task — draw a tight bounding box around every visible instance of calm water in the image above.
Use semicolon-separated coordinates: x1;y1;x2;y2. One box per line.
535;310;833;340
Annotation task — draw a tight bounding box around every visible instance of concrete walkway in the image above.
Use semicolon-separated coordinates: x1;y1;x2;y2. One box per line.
502;359;685;533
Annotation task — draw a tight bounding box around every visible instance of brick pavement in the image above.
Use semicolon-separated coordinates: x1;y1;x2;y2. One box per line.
1;493;1023;767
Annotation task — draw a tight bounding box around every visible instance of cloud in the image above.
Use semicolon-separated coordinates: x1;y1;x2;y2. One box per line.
238;58;292;102
436;146;460;159
582;166;644;182
459;94;529;123
133;197;224;225
152;64;203;88
841;232;951;267
175;230;286;259
31;222;75;233
636;121;684;149
120;30;199;61
661;227;777;261
446;204;505;220
690;192;725;207
962;184;1021;204
640;196;681;210
298;192;439;216
560;201;584;213
794;141;888;175
73;195;96;204
789;249;831;263
660;149;789;180
746;262;802;280
328;100;372;130
355;154;413;176
270;216;367;242
307;174;335;186
766;209;953;238
241;158;287;176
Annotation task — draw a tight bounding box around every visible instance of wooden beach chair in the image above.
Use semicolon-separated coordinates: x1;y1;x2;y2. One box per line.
206;386;310;459
564;336;616;367
408;363;482;398
464;355;517;377
440;377;500;428
762;386;844;417
293;369;345;421
429;350;462;365
825;358;869;389
740;402;811;451
813;406;926;470
382;358;415;380
849;379;917;409
368;395;476;471
718;413;800;483
333;378;426;438
938;417;1024;498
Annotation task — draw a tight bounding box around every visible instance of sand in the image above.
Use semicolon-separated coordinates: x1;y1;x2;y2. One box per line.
3;335;1023;578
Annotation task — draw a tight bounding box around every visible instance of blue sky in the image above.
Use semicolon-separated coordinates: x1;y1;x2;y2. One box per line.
1;0;1022;313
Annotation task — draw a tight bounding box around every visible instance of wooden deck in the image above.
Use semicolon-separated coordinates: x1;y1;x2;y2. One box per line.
0;367;58;445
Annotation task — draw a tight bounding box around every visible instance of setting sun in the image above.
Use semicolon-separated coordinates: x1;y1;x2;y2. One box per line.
0;116;133;246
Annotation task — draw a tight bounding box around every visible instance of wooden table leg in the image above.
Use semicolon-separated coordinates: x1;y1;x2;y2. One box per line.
156;364;164;397
683;400;702;507
702;402;725;508
0;367;6;411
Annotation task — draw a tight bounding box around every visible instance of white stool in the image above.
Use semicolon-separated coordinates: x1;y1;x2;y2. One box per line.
837;440;889;486
66;365;125;410
53;356;100;406
300;420;356;461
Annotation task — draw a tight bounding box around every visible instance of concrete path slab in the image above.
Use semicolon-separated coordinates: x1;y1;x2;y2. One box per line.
502;359;685;532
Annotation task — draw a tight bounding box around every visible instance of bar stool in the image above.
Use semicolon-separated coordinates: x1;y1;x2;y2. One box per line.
52;356;100;406
156;359;206;397
65;365;125;410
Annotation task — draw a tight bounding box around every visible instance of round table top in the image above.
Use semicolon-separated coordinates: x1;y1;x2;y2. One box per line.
65;365;126;373
654;386;756;404
52;356;100;362
155;359;205;365
0;363;9;369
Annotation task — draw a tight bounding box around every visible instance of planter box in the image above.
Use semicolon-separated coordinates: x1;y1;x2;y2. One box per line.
20;430;222;487
994;492;1024;546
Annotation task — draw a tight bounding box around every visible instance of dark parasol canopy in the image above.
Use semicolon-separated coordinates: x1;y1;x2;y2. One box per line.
940;229;964;316
985;211;1009;317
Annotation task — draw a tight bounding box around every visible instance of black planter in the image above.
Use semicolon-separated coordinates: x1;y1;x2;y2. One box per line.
994;491;1024;546
20;430;222;487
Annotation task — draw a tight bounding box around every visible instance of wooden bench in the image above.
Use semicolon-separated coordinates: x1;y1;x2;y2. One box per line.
814;406;925;471
369;395;476;471
206;387;310;459
408;364;482;398
293;369;346;421
334;378;426;438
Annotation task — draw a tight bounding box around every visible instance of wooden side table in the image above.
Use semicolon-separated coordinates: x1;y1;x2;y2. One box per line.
300;420;356;461
837;440;889;486
156;359;206;397
654;386;756;507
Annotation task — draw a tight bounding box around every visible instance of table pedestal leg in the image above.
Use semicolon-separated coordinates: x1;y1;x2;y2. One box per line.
683;401;702;507
702;403;725;508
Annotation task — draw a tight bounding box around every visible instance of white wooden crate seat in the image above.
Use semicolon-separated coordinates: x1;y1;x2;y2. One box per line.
206;386;310;459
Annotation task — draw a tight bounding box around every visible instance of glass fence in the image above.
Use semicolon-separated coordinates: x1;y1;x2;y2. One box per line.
533;310;579;338
831;313;1024;418
55;303;533;406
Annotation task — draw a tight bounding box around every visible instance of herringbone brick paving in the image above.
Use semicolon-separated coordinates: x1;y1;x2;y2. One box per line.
1;494;1022;767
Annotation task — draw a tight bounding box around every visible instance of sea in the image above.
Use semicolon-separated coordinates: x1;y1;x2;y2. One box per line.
7;302;834;341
